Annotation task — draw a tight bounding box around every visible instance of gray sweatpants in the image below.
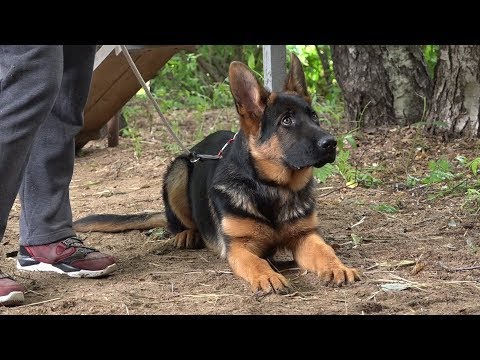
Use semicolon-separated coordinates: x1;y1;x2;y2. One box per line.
0;45;95;246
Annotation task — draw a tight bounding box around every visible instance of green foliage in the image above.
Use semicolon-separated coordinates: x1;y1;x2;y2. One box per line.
313;163;336;183
406;175;421;187
121;104;145;159
468;157;480;175
313;96;344;124
163;119;182;155
422;158;455;185
373;203;399;214
314;131;382;188
150;56;224;111
142;45;343;114
333;147;355;183
406;158;456;190
148;46;266;112
460;156;480;212
423;45;439;79
145;227;168;239
405;155;480;212
463;188;480;213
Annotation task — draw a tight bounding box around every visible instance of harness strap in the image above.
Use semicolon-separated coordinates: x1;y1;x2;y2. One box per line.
188;132;238;163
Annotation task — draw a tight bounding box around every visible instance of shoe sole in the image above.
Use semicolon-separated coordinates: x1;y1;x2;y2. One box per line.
0;291;25;307
16;261;117;278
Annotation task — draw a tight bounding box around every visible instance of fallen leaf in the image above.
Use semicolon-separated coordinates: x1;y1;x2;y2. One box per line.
411;262;426;275
380;283;411;292
351;233;362;248
346;180;358;188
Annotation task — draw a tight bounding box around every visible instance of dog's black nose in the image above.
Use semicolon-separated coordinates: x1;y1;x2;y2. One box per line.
318;137;337;151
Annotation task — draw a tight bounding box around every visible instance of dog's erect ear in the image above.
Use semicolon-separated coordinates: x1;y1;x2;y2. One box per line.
229;61;269;136
284;53;310;103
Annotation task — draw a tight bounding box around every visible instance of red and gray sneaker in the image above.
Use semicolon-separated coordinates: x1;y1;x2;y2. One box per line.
16;237;117;278
0;271;25;306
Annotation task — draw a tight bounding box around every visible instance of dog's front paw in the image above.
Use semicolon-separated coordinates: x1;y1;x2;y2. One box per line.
316;261;361;286
173;230;203;249
251;271;291;296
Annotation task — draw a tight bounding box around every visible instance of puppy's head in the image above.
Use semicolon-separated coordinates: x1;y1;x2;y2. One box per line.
229;53;336;189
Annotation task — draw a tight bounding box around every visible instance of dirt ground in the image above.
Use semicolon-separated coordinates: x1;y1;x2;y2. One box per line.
2;105;480;315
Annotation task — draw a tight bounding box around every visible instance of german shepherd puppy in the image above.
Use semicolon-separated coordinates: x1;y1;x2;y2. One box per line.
74;53;360;294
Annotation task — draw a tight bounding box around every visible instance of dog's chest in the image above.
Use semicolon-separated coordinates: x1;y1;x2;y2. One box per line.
212;182;315;225
258;186;315;225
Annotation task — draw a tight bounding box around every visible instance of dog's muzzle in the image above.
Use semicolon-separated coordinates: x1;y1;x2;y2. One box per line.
313;136;337;168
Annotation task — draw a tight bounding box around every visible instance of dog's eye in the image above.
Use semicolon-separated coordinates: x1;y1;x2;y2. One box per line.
310;110;319;122
281;116;293;126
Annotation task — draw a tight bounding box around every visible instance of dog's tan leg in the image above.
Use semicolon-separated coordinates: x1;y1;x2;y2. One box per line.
222;216;290;294
290;233;360;286
227;241;290;294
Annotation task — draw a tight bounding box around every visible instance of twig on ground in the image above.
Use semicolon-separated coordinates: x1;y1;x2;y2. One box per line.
366;290;382;301
374;211;406;223
448;211;464;222
151;270;202;275
183;293;239;298
438;262;480;272
206;269;233;274
412;216;441;226
317;185;349;198
316;186;336;191
350;216;366;228
15;297;61;308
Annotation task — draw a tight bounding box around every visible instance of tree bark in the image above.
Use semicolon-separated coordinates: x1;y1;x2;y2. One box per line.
426;45;480;139
331;45;431;129
381;46;432;124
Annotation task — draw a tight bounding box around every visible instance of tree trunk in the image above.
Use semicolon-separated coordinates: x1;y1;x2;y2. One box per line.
332;45;431;129
382;46;432;124
426;45;480;139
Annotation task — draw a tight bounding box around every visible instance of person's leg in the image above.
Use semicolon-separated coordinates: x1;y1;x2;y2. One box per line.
16;45;117;278
0;45;63;242
0;45;63;306
18;45;96;245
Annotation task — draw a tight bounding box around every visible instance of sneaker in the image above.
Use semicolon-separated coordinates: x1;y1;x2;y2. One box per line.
0;271;25;306
16;237;117;278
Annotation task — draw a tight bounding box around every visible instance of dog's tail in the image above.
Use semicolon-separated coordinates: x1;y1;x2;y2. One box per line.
73;212;167;233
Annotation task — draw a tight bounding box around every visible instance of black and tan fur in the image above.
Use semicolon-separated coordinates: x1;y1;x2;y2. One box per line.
74;54;360;294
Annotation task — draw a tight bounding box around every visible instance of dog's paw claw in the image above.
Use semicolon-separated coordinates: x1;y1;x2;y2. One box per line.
318;264;361;287
251;272;290;296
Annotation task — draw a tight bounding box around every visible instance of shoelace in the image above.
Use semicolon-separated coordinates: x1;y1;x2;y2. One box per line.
0;271;13;279
61;237;97;254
